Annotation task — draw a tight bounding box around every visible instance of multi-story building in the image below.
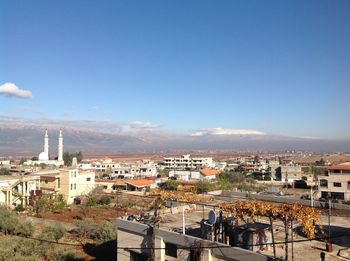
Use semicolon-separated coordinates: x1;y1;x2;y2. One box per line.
162;155;214;170
93;159;157;177
35;167;95;204
318;162;350;200
0;175;40;207
269;161;302;181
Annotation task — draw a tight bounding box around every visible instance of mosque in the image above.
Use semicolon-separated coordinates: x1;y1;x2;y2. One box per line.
24;129;65;167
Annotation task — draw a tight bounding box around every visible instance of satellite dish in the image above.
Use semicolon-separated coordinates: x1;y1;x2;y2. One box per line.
208;210;217;224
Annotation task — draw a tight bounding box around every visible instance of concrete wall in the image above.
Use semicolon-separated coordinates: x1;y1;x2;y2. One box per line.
117;219;271;261
222;191;350;211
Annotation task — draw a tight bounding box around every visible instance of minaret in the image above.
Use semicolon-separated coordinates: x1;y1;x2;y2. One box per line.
44;129;49;159
58;129;63;162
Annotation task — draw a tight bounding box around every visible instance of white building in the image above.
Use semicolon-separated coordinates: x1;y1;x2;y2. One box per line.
0;175;40;207
24;130;64;167
162;155;214;170
168;169;221;181
93;159;157;178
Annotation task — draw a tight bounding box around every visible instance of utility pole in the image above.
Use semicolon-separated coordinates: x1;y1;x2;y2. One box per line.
326;197;332;252
151;197;162;261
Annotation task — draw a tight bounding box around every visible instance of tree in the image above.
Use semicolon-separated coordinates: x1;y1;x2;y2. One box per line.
162;180;178;191
195;180;216;194
31;156;38;161
254;155;260;164
0;168;10;175
19;158;27;164
63;151;83;166
35;194;66;215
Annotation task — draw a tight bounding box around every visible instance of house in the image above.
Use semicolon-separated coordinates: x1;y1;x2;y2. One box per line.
318;162;350;200
125;179;155;191
0;175;40;207
168;170;200;181
96;179;127;192
35;167;96;204
199;169;222;181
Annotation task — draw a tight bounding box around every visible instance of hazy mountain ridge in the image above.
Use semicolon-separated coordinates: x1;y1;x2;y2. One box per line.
0;116;349;156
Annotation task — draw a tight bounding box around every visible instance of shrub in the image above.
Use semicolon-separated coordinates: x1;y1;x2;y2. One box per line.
53;248;84;261
0;206;19;235
86;197;99;207
93;221;117;243
74;218;97;238
41;222;66;242
98;195;111;205
14;220;35;237
15;204;25;212
162;180;178;191
195;180;216;193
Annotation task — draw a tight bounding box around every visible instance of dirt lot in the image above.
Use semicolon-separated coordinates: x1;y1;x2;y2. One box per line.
41;205;142;223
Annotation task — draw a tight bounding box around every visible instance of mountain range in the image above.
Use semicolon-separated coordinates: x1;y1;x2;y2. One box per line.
0;115;349;157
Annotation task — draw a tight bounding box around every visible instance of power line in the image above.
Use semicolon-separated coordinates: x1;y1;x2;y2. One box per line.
11;232;349;250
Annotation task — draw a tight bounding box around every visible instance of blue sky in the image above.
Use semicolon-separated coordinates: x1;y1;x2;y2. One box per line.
1;0;349;139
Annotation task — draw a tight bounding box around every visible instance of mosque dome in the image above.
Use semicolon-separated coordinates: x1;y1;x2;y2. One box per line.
38;152;49;161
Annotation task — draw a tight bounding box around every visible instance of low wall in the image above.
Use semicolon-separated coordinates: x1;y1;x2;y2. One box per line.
222;191;350;211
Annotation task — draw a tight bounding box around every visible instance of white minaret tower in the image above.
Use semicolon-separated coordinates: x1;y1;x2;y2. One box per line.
58;129;63;162
44;129;49;159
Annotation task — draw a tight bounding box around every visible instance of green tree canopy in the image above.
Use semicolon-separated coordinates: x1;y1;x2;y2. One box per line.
63;151;83;166
0;168;10;176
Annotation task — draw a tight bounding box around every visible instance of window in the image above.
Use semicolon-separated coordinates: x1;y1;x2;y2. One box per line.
70;184;73;190
331;192;344;200
58;179;60;188
334;182;342;187
165;243;177;258
103;186;108;189
319;179;328;187
45;180;48;184
74;183;76;190
348;181;350;189
86;177;91;181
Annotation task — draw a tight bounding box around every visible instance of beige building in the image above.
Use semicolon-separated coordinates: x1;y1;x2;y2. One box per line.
0;175;40;207
318;162;350;201
35;167;95;204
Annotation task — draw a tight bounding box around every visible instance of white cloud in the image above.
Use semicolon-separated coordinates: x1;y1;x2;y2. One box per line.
191;128;266;136
0;82;32;99
129;121;160;130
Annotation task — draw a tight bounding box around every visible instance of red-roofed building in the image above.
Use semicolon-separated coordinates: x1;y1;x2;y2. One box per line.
199;169;222;180
125;179;155;191
318;162;350;200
